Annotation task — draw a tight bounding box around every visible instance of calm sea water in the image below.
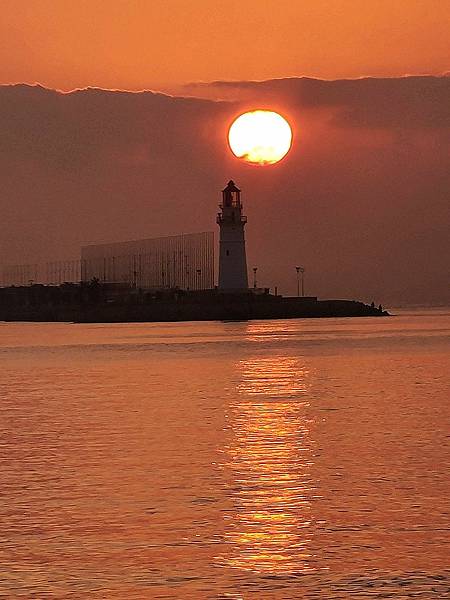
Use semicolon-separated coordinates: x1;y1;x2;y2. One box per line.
1;310;449;599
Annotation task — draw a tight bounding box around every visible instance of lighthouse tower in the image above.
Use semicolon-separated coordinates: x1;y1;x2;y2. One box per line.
217;180;248;291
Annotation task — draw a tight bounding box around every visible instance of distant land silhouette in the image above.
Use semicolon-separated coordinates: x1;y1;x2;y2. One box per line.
0;76;448;305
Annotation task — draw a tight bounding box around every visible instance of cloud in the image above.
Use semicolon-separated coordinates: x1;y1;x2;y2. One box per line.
184;75;450;129
0;77;448;304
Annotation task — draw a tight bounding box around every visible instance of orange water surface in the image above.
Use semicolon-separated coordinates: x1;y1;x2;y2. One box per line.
1;310;449;598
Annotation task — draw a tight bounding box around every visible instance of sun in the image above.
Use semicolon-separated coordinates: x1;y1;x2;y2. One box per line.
228;110;293;165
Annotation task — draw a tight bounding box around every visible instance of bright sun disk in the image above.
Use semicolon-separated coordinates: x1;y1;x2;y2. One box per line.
228;110;292;165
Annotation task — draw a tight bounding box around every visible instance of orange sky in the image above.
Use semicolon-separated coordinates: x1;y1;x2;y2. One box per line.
1;0;448;91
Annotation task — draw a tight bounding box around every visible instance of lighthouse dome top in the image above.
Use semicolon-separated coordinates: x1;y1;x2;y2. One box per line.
223;180;241;193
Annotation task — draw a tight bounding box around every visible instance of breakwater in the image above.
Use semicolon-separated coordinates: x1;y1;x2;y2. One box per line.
0;282;388;322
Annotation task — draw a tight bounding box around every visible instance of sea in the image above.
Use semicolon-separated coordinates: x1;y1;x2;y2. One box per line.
1;309;449;599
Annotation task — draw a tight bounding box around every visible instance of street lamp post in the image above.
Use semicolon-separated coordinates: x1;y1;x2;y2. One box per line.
295;266;305;297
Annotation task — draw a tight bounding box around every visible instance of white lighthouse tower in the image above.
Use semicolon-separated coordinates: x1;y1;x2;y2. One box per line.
217;180;248;291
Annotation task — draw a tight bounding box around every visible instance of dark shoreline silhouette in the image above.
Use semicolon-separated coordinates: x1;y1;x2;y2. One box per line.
0;282;388;322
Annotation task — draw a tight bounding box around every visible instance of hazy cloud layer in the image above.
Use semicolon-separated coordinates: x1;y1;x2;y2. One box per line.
184;75;450;128
0;76;449;304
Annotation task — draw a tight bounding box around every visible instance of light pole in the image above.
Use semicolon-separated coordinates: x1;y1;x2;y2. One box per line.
295;266;305;297
253;267;258;289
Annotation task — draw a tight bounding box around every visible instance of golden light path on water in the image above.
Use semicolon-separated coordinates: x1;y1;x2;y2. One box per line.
218;350;316;575
228;110;293;165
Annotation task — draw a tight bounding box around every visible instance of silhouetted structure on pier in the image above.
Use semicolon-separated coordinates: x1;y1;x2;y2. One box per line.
81;231;214;290
217;180;248;291
0;181;390;322
1;233;214;291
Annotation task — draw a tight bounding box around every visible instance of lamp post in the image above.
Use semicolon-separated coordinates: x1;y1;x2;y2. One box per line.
253;267;258;289
295;266;305;297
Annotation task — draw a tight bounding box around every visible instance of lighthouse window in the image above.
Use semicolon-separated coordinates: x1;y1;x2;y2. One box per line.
226;250;230;256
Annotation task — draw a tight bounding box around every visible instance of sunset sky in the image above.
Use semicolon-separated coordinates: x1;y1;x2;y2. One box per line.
0;1;449;304
1;0;449;90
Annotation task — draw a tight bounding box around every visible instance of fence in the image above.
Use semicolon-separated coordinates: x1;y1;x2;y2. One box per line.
81;231;214;290
1;260;81;287
1;232;215;291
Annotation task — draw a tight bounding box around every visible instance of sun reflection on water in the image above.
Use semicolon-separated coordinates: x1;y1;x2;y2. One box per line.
219;355;316;575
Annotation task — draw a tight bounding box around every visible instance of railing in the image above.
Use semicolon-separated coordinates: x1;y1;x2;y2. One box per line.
217;213;247;225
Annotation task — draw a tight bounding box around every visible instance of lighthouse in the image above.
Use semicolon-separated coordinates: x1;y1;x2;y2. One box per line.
217;180;249;291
